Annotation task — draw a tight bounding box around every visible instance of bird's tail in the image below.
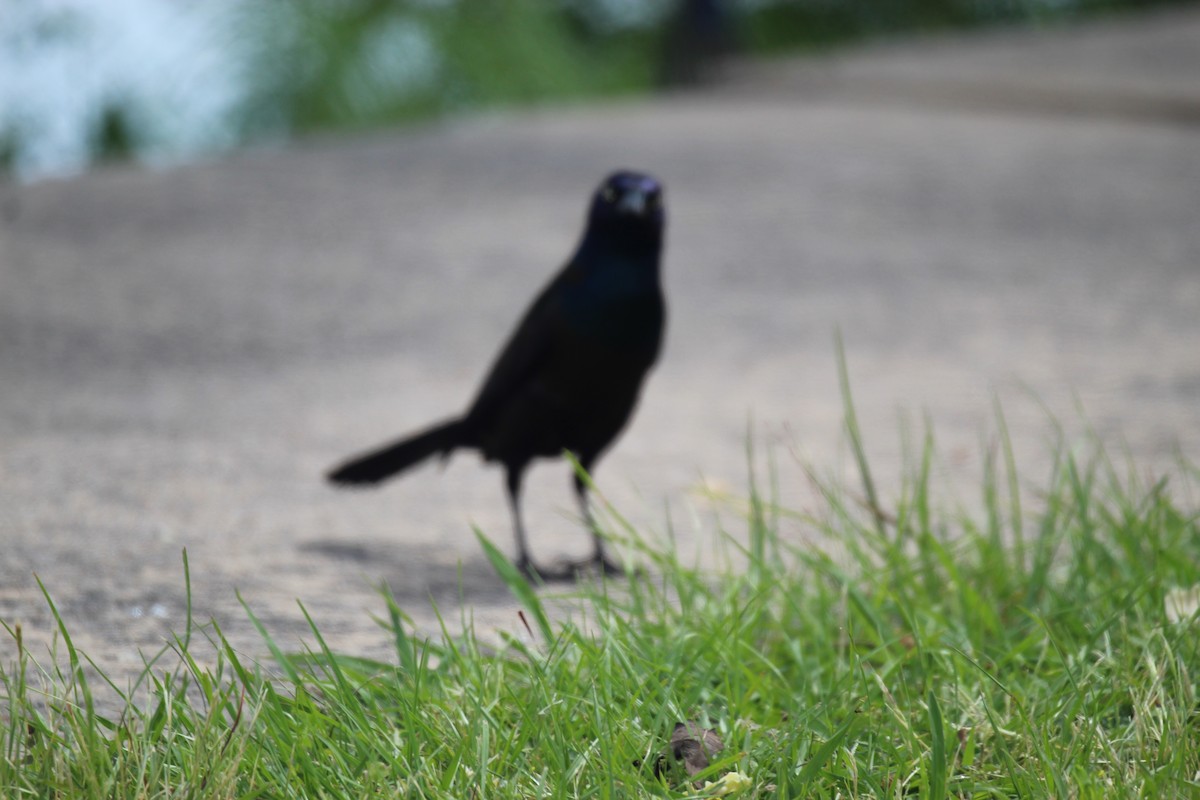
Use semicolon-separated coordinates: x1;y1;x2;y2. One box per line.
327;418;467;485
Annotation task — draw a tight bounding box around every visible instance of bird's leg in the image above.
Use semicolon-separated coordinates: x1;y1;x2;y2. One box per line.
506;466;574;582
574;470;622;576
505;467;537;579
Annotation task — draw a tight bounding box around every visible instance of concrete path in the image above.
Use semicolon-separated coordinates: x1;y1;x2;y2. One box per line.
2;7;1198;684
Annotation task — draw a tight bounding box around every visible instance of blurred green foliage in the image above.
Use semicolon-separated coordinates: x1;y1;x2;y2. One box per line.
740;0;1184;52
235;0;1194;141
235;0;662;140
3;0;1194;178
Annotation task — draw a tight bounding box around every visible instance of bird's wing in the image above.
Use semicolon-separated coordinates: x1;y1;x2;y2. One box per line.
464;263;577;426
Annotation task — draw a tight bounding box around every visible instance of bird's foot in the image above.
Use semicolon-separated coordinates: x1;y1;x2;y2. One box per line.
589;554;625;577
514;554;630;583
515;558;577;584
562;553;632;580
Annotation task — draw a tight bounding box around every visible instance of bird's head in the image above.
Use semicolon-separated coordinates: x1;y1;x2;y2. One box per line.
585;170;665;248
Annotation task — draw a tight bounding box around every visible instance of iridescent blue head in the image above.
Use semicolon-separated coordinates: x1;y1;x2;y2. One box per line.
581;170;665;256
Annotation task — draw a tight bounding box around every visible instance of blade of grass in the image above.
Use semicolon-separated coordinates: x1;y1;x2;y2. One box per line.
475;527;553;643
835;328;886;539
927;688;947;800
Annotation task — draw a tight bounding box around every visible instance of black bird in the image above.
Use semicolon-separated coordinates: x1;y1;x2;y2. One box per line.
328;171;667;580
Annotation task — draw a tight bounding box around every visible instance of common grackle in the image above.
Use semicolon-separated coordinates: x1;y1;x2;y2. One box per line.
327;171;667;580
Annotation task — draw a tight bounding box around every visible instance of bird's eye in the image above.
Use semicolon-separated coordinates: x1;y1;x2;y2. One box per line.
600;186;617;203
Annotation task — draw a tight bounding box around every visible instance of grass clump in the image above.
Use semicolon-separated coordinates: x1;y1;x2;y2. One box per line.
3;419;1199;797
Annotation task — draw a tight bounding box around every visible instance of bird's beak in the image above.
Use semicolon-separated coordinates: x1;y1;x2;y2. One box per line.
616;189;649;216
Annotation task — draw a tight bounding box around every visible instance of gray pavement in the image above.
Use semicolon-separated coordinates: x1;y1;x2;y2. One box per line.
2;7;1198;685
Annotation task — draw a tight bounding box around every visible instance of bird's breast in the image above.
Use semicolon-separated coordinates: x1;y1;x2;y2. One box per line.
561;258;665;357
564;287;664;359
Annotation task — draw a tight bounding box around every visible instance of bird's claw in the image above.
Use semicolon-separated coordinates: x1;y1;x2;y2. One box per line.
515;554;632;583
589;555;625;577
515;558;575;584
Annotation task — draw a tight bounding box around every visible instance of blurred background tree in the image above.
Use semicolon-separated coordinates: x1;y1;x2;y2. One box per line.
0;0;1192;181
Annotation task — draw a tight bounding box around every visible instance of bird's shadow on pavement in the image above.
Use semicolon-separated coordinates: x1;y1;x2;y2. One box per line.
297;538;515;605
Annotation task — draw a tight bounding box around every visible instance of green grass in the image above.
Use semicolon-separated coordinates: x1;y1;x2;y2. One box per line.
3;406;1199;797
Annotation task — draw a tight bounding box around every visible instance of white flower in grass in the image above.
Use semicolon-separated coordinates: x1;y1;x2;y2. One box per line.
702;770;752;796
1165;584;1200;624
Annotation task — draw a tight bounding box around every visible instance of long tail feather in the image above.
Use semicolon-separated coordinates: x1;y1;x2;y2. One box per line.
327;418;466;485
